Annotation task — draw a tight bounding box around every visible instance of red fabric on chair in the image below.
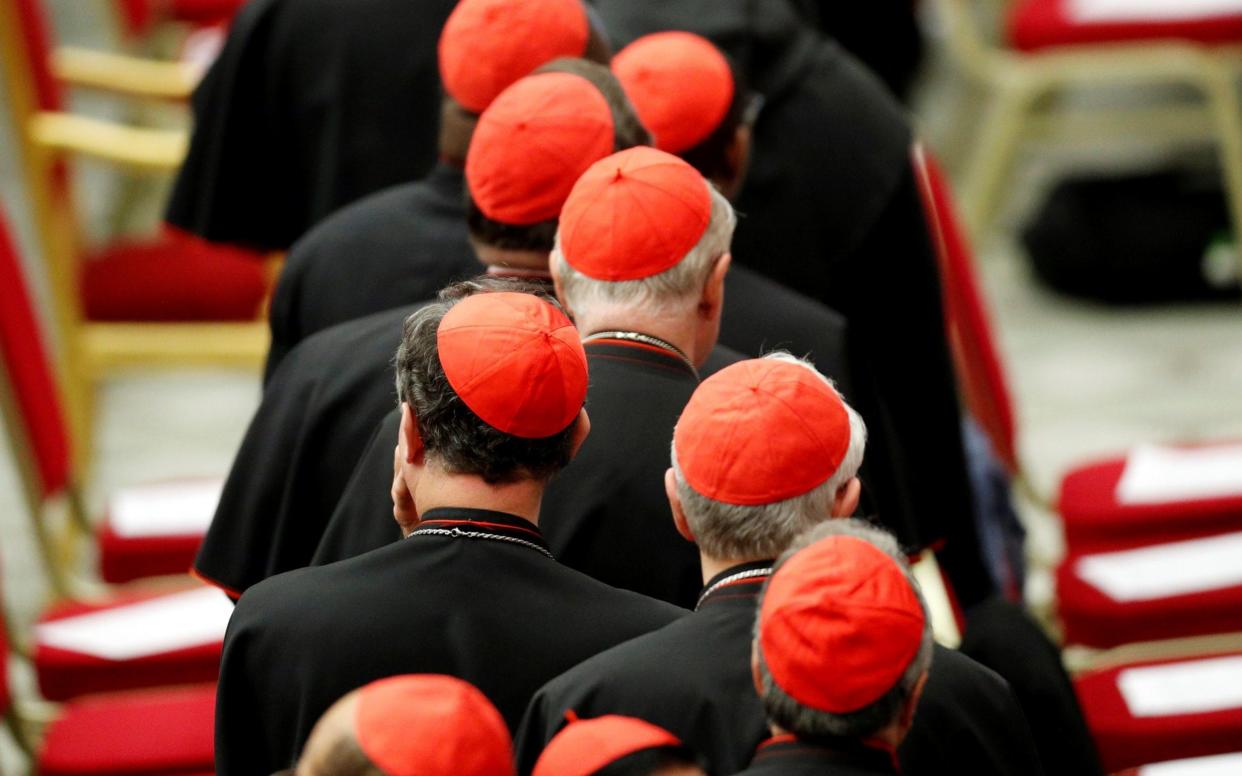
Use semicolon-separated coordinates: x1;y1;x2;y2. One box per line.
1009;0;1242;52
35;589;223;702
1057;543;1242;648
40;683;215;776
0;209;71;496
1075;651;1242;772
12;0;63;111
914;150;1019;474
115;0;244;35
1060;450;1242;550
97;525;203;583
81;229;267;322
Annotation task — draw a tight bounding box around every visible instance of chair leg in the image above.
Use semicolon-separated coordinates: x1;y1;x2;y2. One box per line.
960;81;1037;243
1198;59;1242;284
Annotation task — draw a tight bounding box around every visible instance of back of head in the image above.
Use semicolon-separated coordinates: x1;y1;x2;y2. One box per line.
297;674;513;776
551;146;735;319
394;276;588;483
670;353;867;560
612;32;752;186
755;519;933;745
464;62;651;256
533;715;706;776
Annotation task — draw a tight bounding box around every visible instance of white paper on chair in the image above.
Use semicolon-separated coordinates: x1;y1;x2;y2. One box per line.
109;479;223;538
1141;753;1242;776
1075;531;1242;601
1115;443;1242;505
35;587;232;661
1118;654;1242;717
1071;0;1242;23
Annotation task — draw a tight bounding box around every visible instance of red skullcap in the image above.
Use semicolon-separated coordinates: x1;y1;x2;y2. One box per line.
760;535;926;714
559;146;712;281
532;715;683;776
437;292;587;438
613;32;734;154
674;358;849;505
438;0;589;113
354;675;513;776
466;72;615;225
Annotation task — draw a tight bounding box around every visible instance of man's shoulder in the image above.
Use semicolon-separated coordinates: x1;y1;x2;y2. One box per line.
291;180;437;256
541;607;706;691
279;302;424;371
548;563;688;623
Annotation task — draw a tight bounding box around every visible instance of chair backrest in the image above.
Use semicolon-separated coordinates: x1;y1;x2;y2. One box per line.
912;146;1020;475
4;0;62;112
0;206;71;500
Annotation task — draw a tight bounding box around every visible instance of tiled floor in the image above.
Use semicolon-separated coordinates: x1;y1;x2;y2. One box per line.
2;2;1241;771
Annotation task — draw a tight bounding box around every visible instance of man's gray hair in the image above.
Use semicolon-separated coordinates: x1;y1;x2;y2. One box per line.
755;519;934;743
550;183;735;316
670;352;867;560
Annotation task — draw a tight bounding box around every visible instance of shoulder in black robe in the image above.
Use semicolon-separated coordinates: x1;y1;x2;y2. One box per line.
735;738;899;776
264;164;477;380
166;0;457;250
590;0;992;604
313;339;746;608
193;303;419;597
515;563;1043;776
215;508;685;775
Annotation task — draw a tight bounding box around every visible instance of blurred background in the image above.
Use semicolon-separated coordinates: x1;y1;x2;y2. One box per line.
2;0;1242;772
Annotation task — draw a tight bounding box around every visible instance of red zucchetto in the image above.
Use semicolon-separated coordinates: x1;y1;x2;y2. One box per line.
759;535;926;713
438;0;589;113
437;292;587;438
673;358;850;505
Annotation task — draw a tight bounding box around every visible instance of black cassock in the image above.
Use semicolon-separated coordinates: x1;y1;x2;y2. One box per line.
590;0;993;604
193;303;421;597
216;508;685;775
264;164;478;381
735;739;899;776
316;339;742;608
165;0;456;250
515;563;1043;776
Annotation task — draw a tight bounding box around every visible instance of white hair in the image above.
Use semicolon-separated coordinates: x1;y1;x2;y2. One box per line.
551;183;735;317
756;518;935;741
671;352;867;560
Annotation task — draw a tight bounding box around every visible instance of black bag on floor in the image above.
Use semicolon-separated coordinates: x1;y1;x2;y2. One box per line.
1021;167;1240;304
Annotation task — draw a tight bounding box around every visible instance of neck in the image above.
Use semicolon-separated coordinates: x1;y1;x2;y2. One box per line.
473;243;551;273
575;307;705;367
767;723;904;752
407;469;545;537
700;553;772;585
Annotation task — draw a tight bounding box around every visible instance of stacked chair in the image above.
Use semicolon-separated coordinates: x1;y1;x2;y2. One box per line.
935;0;1242;256
0;204;227;773
0;0;272;472
913;146;1242;772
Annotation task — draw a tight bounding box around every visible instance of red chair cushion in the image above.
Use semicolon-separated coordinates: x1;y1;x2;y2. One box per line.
115;0;244;35
40;683;215;776
98;526;203;584
1076;651;1242;772
1059;449;1242;550
1009;0;1242;51
81;229;267;322
35;588;224;702
1057;534;1242;648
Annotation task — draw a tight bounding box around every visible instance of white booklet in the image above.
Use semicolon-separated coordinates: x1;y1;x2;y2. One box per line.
1072;0;1242;23
109;478;223;538
1142;753;1242;776
1116;443;1242;505
1075;531;1242;602
1119;654;1242;717
36;587;232;660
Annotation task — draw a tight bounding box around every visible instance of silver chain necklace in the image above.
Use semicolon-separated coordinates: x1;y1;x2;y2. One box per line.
409;526;554;559
582;330;699;380
696;567;773;609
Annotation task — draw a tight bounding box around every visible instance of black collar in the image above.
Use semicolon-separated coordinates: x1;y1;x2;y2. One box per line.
753;736;898;774
409;508;551;556
583;337;698;380
696;560;774;610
